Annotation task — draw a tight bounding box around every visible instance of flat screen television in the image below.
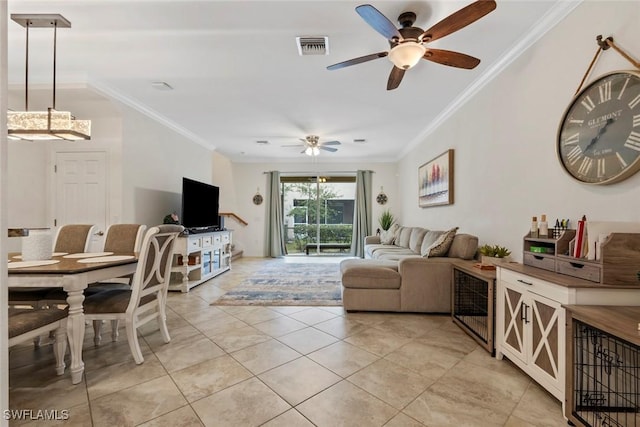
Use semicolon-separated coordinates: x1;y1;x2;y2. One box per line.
181;177;220;231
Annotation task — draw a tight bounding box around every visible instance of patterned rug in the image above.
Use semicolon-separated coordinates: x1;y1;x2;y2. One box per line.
211;262;342;306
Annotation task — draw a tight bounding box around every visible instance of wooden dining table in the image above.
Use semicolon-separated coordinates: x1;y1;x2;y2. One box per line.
7;252;138;384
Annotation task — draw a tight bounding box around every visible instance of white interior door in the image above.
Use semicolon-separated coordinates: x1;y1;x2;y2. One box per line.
54;151;107;251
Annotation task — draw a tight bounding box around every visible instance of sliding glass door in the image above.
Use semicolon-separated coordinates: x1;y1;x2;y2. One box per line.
281;175;355;255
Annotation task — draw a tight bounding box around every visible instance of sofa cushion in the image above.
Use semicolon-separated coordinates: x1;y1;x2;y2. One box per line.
374;252;422;261
340;259;401;289
423;227;458;257
448;234;479;260
396;227;413;248
380;223;400;245
365;244;392;258
409;228;428;253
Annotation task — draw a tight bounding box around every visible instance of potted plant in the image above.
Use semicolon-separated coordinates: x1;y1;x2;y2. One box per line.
378;209;395;231
478;244;511;265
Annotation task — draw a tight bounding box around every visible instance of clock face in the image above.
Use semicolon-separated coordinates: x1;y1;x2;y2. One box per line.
557;71;640;184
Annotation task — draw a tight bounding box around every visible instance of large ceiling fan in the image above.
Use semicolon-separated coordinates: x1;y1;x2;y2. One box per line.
282;135;341;156
327;0;497;90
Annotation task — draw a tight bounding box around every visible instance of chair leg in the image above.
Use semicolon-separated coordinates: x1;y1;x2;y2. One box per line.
158;303;171;344
93;320;103;346
111;320;120;342
125;319;144;364
33;335;41;348
53;325;67;376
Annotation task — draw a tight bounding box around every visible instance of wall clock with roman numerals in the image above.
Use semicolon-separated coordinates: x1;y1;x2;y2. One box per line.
557;70;640;184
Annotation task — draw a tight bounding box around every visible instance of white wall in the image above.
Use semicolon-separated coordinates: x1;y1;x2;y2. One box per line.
229;160;398;257
5;88;123;252
5;88;215;250
120;104;213;228
397;0;640;262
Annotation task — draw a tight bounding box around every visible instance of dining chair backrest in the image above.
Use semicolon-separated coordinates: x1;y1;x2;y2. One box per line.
126;224;183;315
103;224;147;253
53;224;96;253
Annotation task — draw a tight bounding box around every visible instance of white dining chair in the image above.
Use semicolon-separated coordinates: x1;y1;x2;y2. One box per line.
83;225;183;363
53;224;96;254
9;307;68;376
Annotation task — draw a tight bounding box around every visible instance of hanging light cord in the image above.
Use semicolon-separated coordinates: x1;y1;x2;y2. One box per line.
575;35;640;95
22;18;60;111
24;20;29;110
53;19;57;109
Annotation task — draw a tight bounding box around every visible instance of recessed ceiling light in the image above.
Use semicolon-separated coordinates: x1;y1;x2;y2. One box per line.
151;81;173;91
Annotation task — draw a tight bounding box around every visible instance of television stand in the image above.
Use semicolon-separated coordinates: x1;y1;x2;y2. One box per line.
185;226;220;234
169;230;232;292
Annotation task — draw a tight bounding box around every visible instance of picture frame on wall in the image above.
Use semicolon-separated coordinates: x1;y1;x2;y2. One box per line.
418;149;454;208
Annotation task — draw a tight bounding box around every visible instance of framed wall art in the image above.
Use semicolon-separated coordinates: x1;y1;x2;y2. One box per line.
418;149;454;208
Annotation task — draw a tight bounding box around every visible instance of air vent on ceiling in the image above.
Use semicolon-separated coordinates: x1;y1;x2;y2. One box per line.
256;140;270;145
296;36;329;56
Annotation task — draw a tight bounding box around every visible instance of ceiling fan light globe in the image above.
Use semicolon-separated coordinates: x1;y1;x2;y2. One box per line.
388;42;425;70
312;147;320;156
305;146;313;156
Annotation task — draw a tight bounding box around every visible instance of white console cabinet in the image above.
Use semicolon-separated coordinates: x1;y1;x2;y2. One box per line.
169;230;231;292
496;263;639;410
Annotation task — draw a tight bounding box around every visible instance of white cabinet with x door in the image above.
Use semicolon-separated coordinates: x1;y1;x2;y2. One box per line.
495;264;638;408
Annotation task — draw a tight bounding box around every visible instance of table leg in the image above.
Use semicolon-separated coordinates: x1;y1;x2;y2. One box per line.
63;278;86;384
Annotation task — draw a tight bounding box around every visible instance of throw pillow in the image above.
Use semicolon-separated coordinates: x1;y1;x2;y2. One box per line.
380;223;400;245
423;227;459;258
420;230;445;256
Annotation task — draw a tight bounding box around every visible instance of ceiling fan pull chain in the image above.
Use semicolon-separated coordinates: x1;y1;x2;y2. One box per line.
574;35;640;96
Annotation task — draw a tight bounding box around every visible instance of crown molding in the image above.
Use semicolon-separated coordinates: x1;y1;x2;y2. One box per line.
398;0;583;160
88;79;215;150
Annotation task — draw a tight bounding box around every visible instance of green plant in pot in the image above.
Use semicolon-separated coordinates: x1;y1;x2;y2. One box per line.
479;244;511;265
378;209;395;231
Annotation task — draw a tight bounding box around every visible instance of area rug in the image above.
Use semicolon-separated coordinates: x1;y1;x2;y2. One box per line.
211;262;342;306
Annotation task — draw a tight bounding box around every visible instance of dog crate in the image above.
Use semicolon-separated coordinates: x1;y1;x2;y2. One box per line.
452;262;496;354
568;309;640;427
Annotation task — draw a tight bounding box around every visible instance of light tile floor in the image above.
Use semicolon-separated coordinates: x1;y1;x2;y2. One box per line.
8;257;567;426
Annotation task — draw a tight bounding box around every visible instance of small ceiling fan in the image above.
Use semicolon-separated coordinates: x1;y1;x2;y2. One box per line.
282;135;341;156
327;0;497;90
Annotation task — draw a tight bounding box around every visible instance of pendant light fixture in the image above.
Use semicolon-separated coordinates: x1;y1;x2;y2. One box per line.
8;14;91;141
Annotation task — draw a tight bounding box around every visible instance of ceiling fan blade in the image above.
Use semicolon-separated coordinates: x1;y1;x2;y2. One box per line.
355;4;402;41
319;146;338;152
321;141;341;146
387;66;405;90
424;49;480;69
421;0;496;43
327;51;388;70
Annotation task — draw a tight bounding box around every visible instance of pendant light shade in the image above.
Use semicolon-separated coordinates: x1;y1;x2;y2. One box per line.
8;14;91;141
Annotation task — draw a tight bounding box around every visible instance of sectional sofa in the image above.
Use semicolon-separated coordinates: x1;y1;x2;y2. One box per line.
340;225;478;313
